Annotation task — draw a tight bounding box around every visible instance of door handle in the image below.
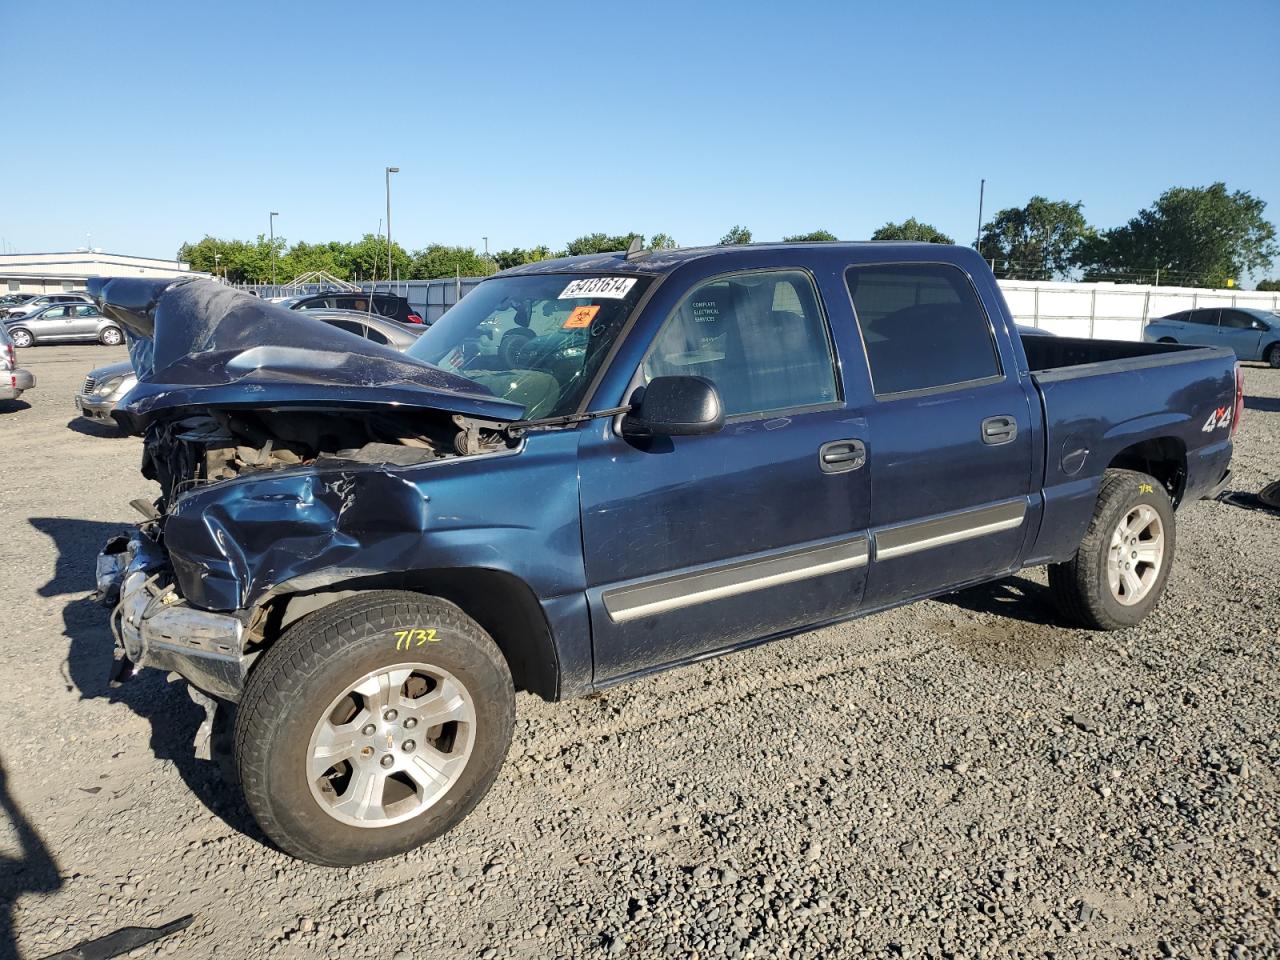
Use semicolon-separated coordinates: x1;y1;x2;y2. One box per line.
981;415;1018;445
819;439;866;473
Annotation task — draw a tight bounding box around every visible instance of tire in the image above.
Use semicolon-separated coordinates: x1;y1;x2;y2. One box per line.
1266;343;1280;369
234;590;514;866
1048;468;1176;630
9;328;33;348
99;326;123;346
1156;337;1177;344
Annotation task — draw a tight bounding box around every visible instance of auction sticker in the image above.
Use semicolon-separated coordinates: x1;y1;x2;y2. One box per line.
558;277;637;299
563;305;600;328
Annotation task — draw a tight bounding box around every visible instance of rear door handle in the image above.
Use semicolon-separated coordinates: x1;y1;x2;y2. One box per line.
819;439;866;473
982;415;1018;445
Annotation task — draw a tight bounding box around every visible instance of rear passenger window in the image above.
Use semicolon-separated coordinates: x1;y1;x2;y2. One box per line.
643;270;838;417
846;263;1001;396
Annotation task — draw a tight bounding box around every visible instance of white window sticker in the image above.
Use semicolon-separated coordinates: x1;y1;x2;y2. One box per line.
558;277;637;300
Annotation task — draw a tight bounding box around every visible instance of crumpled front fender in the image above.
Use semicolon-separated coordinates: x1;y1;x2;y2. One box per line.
165;464;431;612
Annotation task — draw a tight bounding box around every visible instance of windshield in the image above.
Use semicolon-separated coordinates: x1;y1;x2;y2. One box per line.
406;273;652;419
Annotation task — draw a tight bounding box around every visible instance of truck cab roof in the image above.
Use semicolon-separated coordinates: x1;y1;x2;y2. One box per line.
497;241;952;278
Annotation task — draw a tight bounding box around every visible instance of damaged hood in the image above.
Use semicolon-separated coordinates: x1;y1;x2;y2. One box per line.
88;277;525;429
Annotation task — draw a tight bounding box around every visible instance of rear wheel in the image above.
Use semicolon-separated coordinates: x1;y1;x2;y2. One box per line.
99;326;123;346
9;328;33;348
1266;343;1280;369
1049;468;1176;630
234;591;515;866
1156;337;1177;344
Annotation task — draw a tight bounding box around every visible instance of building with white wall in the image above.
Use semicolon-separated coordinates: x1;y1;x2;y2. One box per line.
0;251;205;294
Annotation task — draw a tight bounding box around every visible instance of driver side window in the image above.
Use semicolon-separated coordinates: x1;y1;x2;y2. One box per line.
642;270;839;418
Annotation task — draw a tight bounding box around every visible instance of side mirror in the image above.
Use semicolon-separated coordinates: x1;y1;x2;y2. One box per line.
621;375;724;439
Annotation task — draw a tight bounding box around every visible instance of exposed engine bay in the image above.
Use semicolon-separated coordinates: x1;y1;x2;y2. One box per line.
142;407;511;513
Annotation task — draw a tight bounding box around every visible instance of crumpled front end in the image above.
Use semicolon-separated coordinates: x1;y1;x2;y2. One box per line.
97;531;256;701
86;276;528;701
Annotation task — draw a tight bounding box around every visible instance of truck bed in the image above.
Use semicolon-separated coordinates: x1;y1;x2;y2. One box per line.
1018;332;1237;565
1020;333;1197;375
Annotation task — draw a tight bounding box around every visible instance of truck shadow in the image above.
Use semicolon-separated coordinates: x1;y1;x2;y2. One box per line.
937;574;1067;627
28;516;264;846
64;416;125;438
1243;395;1280;413
0;752;62;960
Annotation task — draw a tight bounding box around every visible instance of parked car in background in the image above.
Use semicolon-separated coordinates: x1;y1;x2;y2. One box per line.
0;324;36;401
5;302;125;346
283;291;424;325
72;309;421;427
304;309;424;349
3;292;93;318
0;293;37;313
1145;307;1280;367
75;359;135;424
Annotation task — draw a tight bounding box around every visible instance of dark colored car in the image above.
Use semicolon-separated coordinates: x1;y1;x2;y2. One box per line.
283;291;424;325
91;246;1238;865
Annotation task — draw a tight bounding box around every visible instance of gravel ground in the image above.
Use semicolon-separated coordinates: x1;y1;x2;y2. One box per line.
0;344;1277;960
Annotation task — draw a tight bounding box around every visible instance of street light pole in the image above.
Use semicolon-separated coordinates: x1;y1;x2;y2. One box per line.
269;211;279;286
385;166;399;282
974;178;985;251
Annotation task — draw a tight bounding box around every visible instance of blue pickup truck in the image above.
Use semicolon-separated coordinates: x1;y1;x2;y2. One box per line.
92;242;1240;865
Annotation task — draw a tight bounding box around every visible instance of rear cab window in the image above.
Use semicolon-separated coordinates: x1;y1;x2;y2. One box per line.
845;263;1002;397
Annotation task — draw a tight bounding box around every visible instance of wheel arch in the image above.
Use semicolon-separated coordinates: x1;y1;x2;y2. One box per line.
8;326;34;345
254;567;562;702
1106;436;1187;505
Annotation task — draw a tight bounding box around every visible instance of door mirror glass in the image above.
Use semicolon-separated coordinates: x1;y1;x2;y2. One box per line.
621;376;724;438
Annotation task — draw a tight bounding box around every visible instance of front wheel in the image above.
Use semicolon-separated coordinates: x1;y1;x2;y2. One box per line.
234;591;515;866
1266;343;1280;369
1048;469;1176;630
9;328;33;348
99;325;124;346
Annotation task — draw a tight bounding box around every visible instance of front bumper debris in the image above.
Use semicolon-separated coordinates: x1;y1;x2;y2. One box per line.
99;535;253;701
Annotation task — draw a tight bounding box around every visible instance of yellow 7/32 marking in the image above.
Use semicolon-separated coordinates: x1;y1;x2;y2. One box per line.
394;628;439;650
1139;483;1154;494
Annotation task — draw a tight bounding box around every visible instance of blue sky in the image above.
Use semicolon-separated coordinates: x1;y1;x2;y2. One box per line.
3;0;1278;265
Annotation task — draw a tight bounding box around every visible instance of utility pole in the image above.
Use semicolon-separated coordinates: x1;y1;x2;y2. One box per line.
483;236;489;260
975;178;985;251
385;167;399;282
269;211;279;286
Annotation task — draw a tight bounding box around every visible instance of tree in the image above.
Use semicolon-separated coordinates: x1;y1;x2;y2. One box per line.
1075;183;1278;287
564;232;643;256
1257;278;1280;291
719;225;752;245
279;240;353;281
979;196;1092;279
409;244;497;280
783;229;838;242
346;233;413;282
648;233;678;250
493;246;554;270
871;218;953;244
177;235;269;283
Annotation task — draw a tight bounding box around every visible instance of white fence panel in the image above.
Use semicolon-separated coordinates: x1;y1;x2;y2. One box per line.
998;280;1280;341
